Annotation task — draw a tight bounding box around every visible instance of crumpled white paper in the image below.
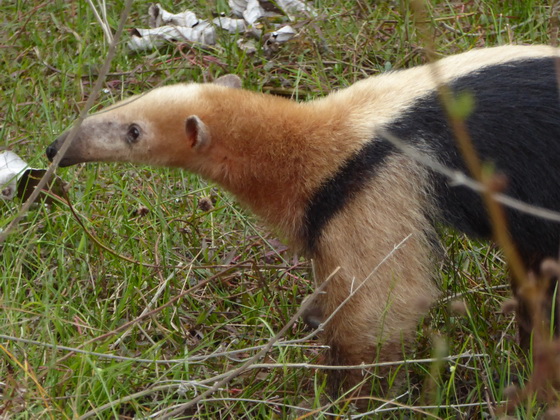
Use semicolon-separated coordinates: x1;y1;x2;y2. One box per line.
128;1;314;51
241;0;266;25
212;16;248;34
129;23;217;50
277;0;316;19
229;0;315;20
269;25;297;42
149;4;199;28
0;151;28;200
0;151;63;202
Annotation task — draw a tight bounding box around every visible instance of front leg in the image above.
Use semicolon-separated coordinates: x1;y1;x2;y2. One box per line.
315;263;438;400
301;157;440;399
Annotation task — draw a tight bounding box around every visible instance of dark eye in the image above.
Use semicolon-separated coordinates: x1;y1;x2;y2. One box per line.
127;124;141;144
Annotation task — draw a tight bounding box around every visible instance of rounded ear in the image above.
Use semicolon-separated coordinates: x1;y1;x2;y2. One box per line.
213;74;242;89
186;115;211;150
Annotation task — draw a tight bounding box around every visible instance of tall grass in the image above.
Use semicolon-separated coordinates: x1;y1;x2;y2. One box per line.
0;0;557;418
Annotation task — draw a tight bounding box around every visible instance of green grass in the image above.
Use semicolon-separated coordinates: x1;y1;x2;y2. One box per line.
0;0;557;418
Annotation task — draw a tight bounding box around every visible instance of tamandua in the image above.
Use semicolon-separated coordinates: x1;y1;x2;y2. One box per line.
46;45;560;394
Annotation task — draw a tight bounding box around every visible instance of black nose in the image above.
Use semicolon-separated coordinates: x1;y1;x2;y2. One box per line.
46;144;58;161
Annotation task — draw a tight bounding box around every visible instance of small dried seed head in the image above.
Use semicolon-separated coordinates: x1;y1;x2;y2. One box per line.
198;197;213;212
136;206;149;217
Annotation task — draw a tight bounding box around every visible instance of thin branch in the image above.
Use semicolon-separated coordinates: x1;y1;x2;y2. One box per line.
285;392;441;420
71;352;486;419
0;331;484;368
76;384;179;420
439;17;532;38
359;400;506;417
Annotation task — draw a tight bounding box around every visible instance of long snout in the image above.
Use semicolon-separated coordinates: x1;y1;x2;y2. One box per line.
45;140;59;162
45;132;86;167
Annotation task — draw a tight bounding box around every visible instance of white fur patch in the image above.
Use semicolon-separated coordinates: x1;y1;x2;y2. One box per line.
145;83;204;103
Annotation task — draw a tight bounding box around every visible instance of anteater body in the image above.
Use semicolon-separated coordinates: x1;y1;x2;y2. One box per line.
46;45;560;392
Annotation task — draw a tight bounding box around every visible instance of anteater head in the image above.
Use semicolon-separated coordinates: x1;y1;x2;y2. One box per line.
45;74;242;169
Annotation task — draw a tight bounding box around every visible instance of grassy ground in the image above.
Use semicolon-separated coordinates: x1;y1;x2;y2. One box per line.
0;0;557;418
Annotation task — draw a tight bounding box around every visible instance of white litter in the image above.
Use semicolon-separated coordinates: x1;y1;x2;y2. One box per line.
149;4;199;28
243;0;266;25
212;16;247;34
277;0;316;19
228;0;249;17
128;2;315;51
269;25;297;43
129;23;216;51
0;151;28;200
0;151;63;202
